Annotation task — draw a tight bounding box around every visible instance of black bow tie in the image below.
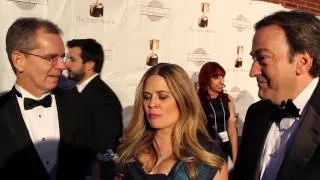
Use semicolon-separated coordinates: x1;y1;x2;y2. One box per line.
24;95;52;110
12;87;52;110
271;99;300;123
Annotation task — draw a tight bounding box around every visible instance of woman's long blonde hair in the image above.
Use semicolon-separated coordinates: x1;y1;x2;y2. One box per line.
117;63;225;179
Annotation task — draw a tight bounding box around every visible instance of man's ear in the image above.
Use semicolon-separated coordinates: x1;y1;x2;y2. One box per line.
295;51;312;76
85;60;95;72
11;51;26;73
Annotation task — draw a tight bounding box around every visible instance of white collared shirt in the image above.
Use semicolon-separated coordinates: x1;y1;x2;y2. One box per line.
76;73;99;93
260;77;319;179
15;84;60;173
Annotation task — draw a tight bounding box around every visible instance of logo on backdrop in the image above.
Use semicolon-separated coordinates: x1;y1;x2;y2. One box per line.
104;50;113;61
198;2;209;28
187;48;214;66
146;39;159;66
76;0;115;25
234;46;244;68
90;0;104;17
140;0;173;22
231;45;250;72
232;14;251;32
189;2;214;33
9;0;48;9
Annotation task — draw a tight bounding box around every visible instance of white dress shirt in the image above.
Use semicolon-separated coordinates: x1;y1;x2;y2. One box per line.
15;84;60;174
260;77;319;179
76;73;98;93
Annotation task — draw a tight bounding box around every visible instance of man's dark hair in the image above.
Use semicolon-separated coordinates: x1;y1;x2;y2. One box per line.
6;17;62;73
67;38;104;73
255;10;320;77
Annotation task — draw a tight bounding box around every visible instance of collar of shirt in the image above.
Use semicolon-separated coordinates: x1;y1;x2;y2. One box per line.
76;73;99;93
293;77;319;116
15;83;51;100
260;77;319;179
275;77;319;130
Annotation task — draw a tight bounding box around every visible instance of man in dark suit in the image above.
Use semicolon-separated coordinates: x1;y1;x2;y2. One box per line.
233;10;320;180
65;38;123;179
0;18;93;179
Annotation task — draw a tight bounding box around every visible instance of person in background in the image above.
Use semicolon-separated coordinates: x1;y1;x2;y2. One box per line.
233;10;320;180
0;17;92;180
115;63;228;180
65;38;123;179
198;62;238;164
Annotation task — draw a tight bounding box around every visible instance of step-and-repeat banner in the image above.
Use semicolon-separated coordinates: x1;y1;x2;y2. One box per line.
0;0;286;133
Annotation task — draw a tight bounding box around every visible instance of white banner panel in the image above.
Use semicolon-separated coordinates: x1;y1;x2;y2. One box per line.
0;0;286;132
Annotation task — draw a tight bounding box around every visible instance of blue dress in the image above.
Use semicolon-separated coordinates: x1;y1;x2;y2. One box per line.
117;160;218;180
116;139;225;180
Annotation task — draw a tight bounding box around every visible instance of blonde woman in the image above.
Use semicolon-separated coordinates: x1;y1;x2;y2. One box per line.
115;63;228;180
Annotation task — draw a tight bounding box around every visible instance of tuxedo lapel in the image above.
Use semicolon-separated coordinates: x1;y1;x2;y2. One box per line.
1;89;50;179
0;88;89;180
80;75;100;96
278;81;320;179
54;88;87;142
55;91;72;142
234;100;274;180
4;90;32;148
251;104;274;180
53;89;91;180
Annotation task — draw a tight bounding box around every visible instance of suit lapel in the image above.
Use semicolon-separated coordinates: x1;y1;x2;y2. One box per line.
236;100;274;180
80;75;100;96
54;88;91;180
4;90;33;148
54;89;77;178
3;89;49;178
55;91;68;141
252;103;274;180
54;88;84;152
279;81;320;179
54;88;85;141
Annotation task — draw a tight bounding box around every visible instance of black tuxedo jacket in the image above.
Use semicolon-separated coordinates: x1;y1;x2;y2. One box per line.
233;81;320;180
0;88;93;180
74;75;123;180
78;75;123;153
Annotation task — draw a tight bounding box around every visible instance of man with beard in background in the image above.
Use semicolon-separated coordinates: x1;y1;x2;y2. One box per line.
66;38;123;179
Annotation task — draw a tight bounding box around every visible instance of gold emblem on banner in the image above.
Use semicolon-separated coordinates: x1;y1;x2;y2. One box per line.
90;0;104;17
198;3;209;28
235;46;244;68
146;39;159;66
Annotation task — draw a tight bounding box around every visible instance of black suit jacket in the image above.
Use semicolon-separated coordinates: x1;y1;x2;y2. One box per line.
233;81;320;180
0;88;93;180
76;76;123;179
79;75;123;153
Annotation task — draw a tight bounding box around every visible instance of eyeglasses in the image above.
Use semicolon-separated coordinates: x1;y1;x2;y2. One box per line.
20;51;68;64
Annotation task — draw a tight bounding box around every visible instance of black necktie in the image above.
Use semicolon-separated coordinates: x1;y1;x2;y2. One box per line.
24;95;52;110
271;99;300;123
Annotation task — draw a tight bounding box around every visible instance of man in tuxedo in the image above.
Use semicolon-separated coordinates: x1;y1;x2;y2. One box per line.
0;18;93;179
233;10;320;180
65;38;123;179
